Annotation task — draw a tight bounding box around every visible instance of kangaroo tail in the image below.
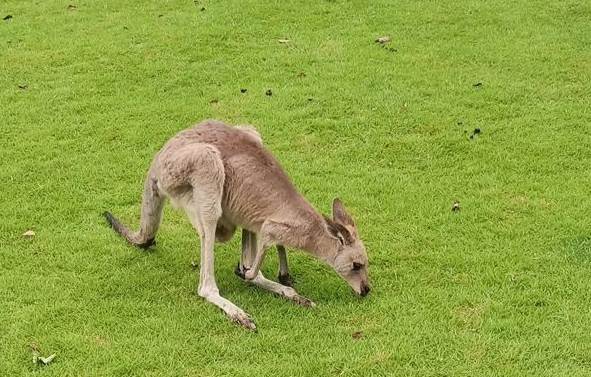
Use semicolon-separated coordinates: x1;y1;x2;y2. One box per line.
103;173;164;249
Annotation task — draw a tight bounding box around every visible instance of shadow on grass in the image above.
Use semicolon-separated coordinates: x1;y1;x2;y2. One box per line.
561;236;591;264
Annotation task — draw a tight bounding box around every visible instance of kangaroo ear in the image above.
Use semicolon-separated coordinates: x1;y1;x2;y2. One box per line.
332;197;355;227
323;214;354;245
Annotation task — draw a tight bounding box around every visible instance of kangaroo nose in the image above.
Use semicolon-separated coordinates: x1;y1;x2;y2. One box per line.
360;284;371;297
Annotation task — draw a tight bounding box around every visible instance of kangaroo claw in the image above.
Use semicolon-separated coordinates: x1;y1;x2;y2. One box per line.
230;311;257;330
292;295;316;308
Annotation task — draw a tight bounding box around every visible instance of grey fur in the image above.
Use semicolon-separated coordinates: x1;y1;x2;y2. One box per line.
103;119;370;329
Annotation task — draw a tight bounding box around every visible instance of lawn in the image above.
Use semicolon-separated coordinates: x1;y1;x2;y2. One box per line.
1;0;591;375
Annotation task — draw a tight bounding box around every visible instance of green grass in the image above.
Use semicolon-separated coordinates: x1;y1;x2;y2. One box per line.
2;0;591;375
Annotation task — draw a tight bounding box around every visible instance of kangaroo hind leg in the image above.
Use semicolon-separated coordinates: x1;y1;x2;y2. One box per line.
179;144;256;330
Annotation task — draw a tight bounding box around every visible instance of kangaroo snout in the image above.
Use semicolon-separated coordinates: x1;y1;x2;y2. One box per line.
349;280;371;296
359;283;371;297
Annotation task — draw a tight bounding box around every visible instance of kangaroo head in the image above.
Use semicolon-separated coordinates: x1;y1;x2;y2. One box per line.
323;198;370;296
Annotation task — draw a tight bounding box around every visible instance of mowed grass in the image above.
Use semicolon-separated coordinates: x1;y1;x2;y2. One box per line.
1;0;591;375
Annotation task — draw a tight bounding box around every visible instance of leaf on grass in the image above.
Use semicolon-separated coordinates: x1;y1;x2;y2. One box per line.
452;202;460;212
68;4;76;9
33;354;56;365
375;36;390;43
22;230;35;237
352;331;363;339
278;39;291;44
28;344;56;366
18;83;28;89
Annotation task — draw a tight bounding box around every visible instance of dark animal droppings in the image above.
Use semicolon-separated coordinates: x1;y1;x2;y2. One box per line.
379;44;397;52
473;128;481;134
265;89;273;96
473;82;483;87
3;15;13;20
240;88;247;93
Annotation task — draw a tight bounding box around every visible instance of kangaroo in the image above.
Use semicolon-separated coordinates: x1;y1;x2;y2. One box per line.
103;120;370;330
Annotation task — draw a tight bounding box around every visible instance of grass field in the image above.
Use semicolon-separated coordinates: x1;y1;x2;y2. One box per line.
2;0;591;375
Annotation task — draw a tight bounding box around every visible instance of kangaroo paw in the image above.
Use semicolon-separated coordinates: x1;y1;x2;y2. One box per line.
202;290;257;331
291;294;316;308
278;273;295;287
234;263;249;280
230;311;257;330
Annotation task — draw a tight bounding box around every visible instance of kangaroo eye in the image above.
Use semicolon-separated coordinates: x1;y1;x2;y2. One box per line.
352;262;363;271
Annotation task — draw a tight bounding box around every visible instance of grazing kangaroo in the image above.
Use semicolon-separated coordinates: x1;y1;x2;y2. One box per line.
103;120;370;330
